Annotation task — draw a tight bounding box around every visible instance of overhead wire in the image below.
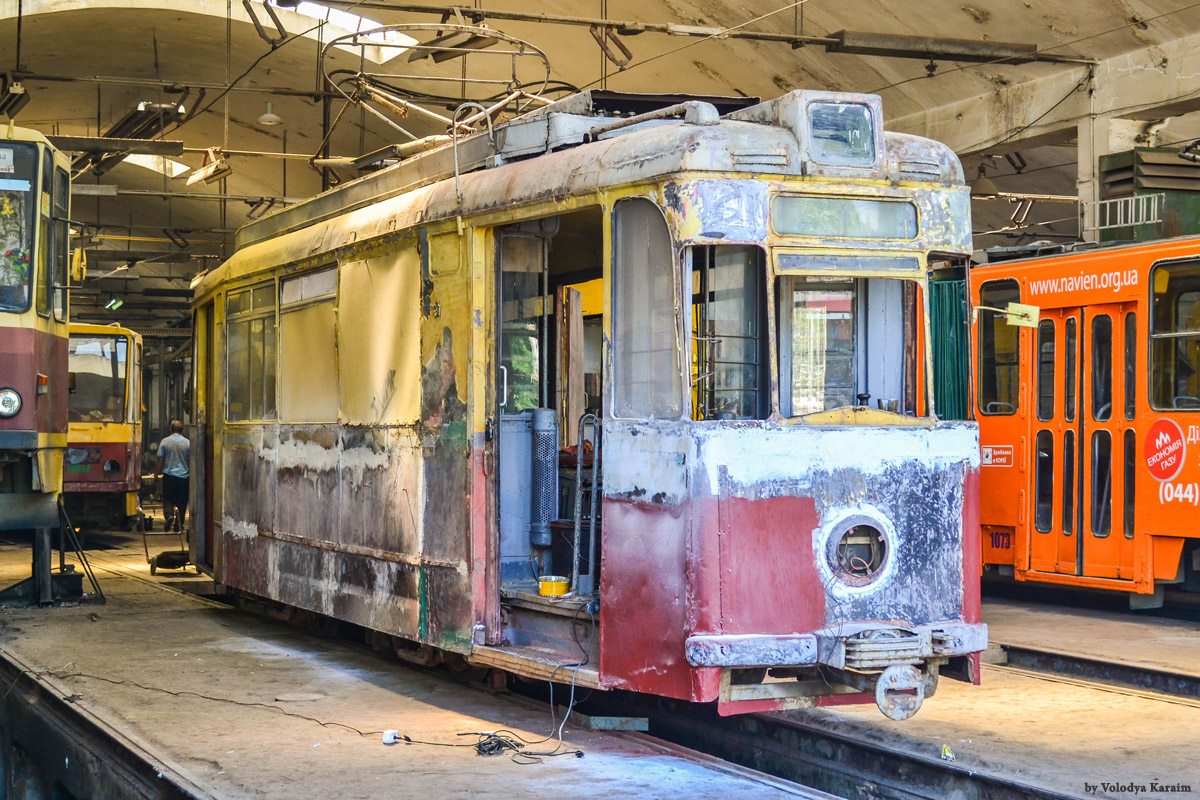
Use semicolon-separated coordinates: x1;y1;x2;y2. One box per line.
159;0;375;143
871;0;1200;95
577;0;816;91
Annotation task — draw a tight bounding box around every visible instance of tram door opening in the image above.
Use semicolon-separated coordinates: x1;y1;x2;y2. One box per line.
1027;303;1137;580
496;229;549;587
494;210;605;593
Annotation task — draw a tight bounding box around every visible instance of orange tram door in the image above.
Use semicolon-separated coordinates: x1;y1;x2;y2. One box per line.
971;239;1200;607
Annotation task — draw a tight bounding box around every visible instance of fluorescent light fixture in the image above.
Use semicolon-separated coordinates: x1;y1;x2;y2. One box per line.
105;297;124;310
0;75;30;119
125;154;190;179
186;148;232;186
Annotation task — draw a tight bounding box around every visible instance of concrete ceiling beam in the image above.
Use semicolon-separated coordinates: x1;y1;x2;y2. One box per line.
888;28;1200;157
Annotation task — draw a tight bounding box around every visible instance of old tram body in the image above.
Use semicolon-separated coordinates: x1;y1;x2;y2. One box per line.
191;90;985;719
973;236;1200;603
0;125;72;536
63;323;143;530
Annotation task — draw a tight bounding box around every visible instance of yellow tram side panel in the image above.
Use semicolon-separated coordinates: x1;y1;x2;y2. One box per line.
191;182;626;650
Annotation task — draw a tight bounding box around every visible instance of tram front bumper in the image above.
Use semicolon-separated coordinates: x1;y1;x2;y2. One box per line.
685;621;988;670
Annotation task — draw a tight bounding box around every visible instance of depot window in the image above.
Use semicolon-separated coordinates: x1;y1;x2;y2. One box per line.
978;279;1020;416
1150;260;1200;411
226;281;277;422
689;245;766;420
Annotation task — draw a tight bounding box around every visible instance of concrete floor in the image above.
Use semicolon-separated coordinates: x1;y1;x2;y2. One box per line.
0;532;814;800
984;597;1200;677
775;599;1200;800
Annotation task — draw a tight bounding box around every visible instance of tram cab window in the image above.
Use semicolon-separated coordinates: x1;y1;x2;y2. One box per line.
777;272;918;416
612;198;681;420
1150;261;1200;410
68;334;128;423
978;279;1020;416
0;142;37;312
689;245;766;420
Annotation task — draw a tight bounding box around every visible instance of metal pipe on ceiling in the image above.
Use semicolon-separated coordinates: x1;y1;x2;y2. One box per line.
15;72;335;99
323;1;838;46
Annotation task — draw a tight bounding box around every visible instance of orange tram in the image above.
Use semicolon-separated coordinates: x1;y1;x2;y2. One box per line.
970;236;1200;606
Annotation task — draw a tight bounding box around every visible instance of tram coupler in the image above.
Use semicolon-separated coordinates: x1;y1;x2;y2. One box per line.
831;663;939;721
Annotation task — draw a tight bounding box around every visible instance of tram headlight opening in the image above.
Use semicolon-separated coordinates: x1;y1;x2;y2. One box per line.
0;388;21;418
816;506;897;593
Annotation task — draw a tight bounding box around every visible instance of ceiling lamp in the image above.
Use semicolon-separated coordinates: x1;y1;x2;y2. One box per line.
970;164;1000;198
257;102;283;127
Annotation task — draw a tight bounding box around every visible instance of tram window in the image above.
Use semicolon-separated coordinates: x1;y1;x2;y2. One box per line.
612;198;681;420
978;279;1020;416
1063;429;1075;534
1124;428;1136;540
1034;430;1054;533
0;142;36;312
499;235;544;414
36;149;52;317
226;281;277;422
280;268;337;422
690;245;766;420
1037;320;1055;421
1091;314;1113;421
1150;261;1200;410
1065;317;1077;421
51;167;69;322
1090;429;1112;537
778;279;855;414
1124;312;1136;420
68;334;128;423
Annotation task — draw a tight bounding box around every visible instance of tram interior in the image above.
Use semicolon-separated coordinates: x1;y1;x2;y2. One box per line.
496;207;605;610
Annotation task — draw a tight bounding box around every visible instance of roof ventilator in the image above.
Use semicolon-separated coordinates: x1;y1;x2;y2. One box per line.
585;100;719;142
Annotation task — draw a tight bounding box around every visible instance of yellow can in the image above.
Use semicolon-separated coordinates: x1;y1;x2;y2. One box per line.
537;575;569;597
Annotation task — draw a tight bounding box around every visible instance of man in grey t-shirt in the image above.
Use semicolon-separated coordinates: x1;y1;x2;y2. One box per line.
156;420;190;532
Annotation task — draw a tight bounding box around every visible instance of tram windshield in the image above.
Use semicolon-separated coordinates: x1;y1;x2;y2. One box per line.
776;273;921;416
69;334;129;423
0;142;37;312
